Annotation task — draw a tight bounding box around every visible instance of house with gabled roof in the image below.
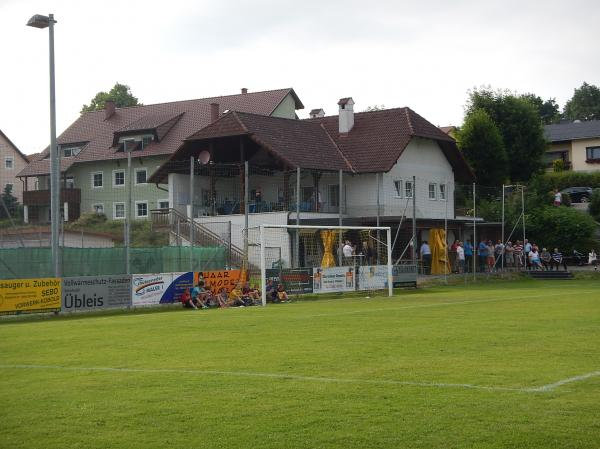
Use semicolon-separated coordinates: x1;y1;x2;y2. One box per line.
17;88;303;223
0;129;31;204
544;120;600;172
149;97;475;266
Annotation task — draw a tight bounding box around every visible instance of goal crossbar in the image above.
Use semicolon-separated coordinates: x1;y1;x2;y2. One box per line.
255;224;394;305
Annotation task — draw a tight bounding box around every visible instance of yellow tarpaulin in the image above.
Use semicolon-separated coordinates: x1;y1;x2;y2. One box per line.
320;230;336;268
430;228;450;275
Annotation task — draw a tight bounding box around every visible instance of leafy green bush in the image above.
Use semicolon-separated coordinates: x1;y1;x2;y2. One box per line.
527;206;597;252
589;188;600;222
529;172;600;194
552;159;565;172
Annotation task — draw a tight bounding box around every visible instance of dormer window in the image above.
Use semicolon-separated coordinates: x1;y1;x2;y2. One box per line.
60;144;84;158
117;135;154;152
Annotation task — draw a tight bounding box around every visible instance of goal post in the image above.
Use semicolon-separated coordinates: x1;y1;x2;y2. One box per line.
252;224;394;306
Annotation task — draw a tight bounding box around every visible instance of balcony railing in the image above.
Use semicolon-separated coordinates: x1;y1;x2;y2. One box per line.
23;188;81;206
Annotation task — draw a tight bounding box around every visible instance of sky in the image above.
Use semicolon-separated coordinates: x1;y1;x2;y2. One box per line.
1;0;599;155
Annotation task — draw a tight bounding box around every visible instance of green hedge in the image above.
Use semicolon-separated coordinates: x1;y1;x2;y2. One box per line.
527;206;597;252
529;172;600;194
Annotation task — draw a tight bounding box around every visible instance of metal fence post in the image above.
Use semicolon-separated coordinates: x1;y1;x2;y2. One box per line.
296;166;300;268
190;156;194;272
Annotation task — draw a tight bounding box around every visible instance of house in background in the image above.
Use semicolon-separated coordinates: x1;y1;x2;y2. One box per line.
150;97;475;267
0;129;30;203
16;88;303;223
544;120;600;172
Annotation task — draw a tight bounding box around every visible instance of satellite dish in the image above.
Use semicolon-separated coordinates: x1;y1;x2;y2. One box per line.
198;150;211;165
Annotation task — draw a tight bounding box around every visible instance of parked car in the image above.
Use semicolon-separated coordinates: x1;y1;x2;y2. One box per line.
560;186;593;203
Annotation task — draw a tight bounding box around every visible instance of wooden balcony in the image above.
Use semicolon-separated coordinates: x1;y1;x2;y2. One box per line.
23;188;81;206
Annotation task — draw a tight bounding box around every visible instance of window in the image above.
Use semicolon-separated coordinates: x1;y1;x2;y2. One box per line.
439;183;446;201
5;157;14;169
113;170;125;187
405;181;413;198
393;180;403;197
141;136;153;149
301;186;314;202
92;204;104;214
62;146;81;157
135;168;147;185
136;201;148;218
328;184;339;207
65;176;75;189
114;203;125;219
586;146;600;162
91;172;103;188
158;200;169;209
428;183;437;200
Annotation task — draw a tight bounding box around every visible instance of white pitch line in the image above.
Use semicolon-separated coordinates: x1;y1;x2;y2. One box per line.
2;363;597;393
525;371;600;392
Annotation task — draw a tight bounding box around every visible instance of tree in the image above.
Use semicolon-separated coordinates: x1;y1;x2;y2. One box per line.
563;82;600;121
363;104;386;112
456;109;508;187
81;82;141;113
527;206;596;252
466;88;547;182
0;184;20;219
521;93;560;125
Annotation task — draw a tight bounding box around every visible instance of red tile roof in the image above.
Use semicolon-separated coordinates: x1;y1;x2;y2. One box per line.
152;106;474;182
308;108;473;180
17;88;301;178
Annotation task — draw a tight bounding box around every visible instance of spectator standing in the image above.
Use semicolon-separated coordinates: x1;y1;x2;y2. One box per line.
450;240;459;273
551;248;568;271
524;239;532;270
504;242;515;270
456;241;465;274
554;190;562;206
464;239;473;273
420;241;432;275
486;240;495;272
343;240;354;265
514;240;524;270
495;240;504;270
478;239;488;273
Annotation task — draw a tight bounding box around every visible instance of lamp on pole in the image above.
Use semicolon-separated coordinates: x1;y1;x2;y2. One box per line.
27;13;60;276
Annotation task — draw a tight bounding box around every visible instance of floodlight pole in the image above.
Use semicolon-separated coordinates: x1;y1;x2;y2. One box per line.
521;185;526;245
244;160;249;270
501;184;505;271
125;144;132;275
338;169;343;266
386;227;393;297
472;182;476;281
29;13;60;276
295;166;300;268
412;176;416;264
189;156;195;271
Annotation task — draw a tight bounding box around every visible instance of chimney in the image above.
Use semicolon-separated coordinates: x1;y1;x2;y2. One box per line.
104;100;115;120
210;102;220;123
309;108;325;119
241;88;248;94
338;97;355;134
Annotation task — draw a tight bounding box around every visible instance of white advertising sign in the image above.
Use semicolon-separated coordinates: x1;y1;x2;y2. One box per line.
131;273;172;306
312;267;355;293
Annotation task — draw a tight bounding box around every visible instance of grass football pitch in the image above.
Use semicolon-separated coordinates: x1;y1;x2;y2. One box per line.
1;279;599;448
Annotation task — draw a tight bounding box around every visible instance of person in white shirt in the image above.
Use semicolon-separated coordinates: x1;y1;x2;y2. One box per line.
456;242;465;274
420;241;431;275
554;190;562;206
342;240;353;265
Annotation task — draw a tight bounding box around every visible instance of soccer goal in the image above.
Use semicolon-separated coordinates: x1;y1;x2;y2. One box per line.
246;225;393;305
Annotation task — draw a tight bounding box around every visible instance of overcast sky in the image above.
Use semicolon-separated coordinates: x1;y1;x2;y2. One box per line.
1;0;599;154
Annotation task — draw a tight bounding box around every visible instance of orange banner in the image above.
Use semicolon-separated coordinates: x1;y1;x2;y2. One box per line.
194;270;242;294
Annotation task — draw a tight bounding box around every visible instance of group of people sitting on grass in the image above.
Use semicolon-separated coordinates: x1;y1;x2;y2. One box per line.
179;279;290;309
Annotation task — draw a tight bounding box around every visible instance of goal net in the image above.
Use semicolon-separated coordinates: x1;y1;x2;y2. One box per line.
246;225;393;305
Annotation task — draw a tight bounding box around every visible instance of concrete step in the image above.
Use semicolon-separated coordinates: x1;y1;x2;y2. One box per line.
527;270;574;279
